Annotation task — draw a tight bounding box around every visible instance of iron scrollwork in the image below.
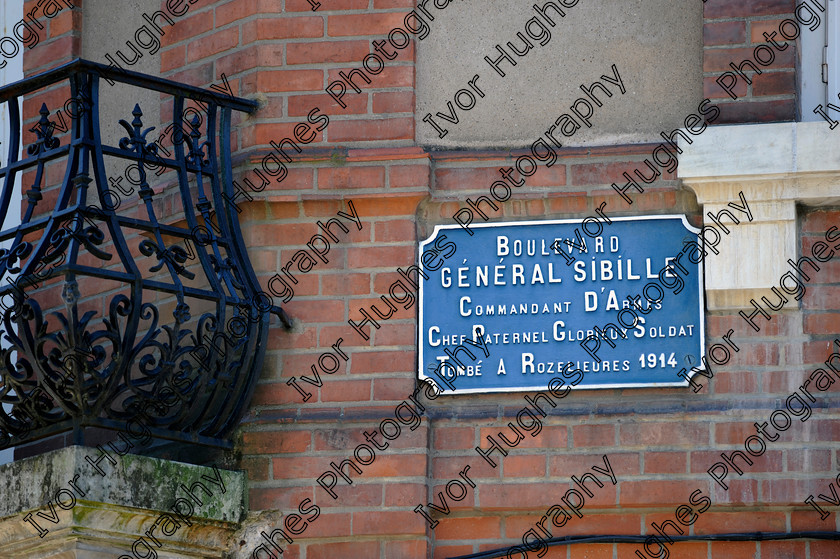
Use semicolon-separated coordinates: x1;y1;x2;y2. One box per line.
0;59;279;453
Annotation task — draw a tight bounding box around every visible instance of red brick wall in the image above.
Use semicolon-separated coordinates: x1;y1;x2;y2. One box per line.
160;1;838;557
157;0;431;555
18;0;840;557
21;0;82;76
703;0;798;123
18;0;82;151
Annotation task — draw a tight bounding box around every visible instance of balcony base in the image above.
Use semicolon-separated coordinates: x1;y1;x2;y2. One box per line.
0;446;246;558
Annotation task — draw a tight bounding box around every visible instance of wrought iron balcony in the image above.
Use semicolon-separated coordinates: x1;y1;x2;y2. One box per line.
0;59;284;458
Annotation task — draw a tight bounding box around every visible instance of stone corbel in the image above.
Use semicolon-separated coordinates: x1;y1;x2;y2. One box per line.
677;121;840;311
0;446;246;559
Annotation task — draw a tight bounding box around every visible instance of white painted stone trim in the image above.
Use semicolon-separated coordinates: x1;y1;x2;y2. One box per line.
677;121;840;310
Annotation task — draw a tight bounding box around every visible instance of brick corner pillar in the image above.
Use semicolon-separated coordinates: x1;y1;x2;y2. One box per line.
22;0;82;77
0;446;247;558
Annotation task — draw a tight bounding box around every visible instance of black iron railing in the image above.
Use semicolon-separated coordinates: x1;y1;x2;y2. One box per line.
0;59;281;453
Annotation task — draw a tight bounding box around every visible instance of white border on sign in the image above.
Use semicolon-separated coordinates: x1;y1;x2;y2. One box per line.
417;214;706;395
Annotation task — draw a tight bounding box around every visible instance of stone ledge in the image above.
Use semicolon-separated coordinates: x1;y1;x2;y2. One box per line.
678;121;840;311
679;121;840;183
0;446;247;559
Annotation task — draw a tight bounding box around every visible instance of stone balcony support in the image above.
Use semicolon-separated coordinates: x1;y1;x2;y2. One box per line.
0;446;246;558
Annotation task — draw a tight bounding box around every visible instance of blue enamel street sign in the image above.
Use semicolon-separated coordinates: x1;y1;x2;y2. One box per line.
418;216;705;394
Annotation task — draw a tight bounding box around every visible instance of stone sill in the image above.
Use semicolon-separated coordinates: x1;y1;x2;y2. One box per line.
0;446;247;559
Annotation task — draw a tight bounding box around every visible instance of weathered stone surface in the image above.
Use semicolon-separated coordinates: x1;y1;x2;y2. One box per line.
416;0;703;148
0;446;247;558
